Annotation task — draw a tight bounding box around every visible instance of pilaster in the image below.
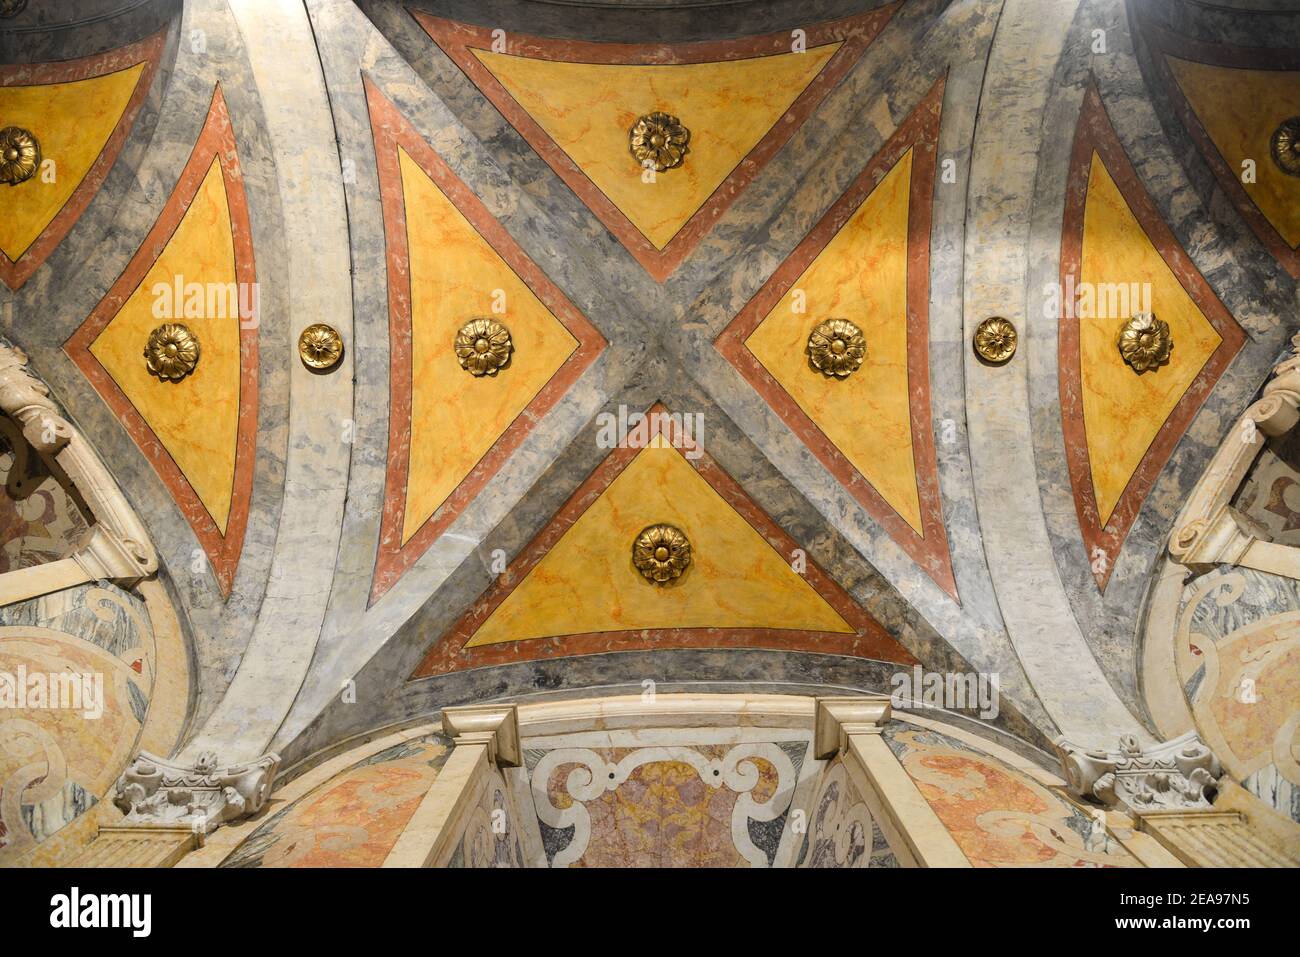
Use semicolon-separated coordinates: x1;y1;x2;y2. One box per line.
383;705;520;868
814;696;970;867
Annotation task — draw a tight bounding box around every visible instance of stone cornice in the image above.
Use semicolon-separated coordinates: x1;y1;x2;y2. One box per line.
814;695;892;759
441;704;521;768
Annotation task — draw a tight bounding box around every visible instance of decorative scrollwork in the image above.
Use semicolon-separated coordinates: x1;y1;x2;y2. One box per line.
1054;731;1220;813
114;750;281;833
530;743;797;867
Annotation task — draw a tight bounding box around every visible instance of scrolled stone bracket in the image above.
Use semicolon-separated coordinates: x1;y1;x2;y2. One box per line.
0;341;157;608
1170;503;1268;572
812;696;969;867
382;705;521;867
1170;334;1300;581
0;342;74;456
1054;730;1221;815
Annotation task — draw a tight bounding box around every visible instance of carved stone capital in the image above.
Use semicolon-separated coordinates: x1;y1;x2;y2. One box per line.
113;750;281;834
814;695;892;759
1055;731;1220;814
440;704;521;768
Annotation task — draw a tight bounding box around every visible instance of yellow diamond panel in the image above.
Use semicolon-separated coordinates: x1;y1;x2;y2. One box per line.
0;62;146;262
745;148;921;533
1079;152;1222;525
88;158;241;533
466;434;854;647
473;43;840;250
400;147;577;543
1167;56;1300;249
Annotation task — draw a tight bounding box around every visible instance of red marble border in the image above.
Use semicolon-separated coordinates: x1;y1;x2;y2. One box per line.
65;85;258;598
0;30;165;291
1140;19;1300;279
413;402;915;678
412;7;897;282
1059;84;1246;592
365;77;606;605
714;78;957;601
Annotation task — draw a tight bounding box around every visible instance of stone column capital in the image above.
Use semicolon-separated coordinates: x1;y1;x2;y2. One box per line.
1054;730;1220;814
112;750;281;835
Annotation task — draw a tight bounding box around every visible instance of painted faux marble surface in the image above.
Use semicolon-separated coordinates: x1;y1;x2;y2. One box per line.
883;725;1139;867
365;76;604;602
1142;20;1300;279
1;0;1296;801
529;742;804;867
0;0;292;742
0;31;164;290
1177;568;1300;824
0;433;91;572
514;725;823;867
1026;0;1293;717
221;734;453;868
795;756;897;868
446;765;526;868
412;8;896;280
414;416;913;678
0;584;157;863
1234;429;1300;548
1060;84;1244;592
717;79;954;598
65;84;259;598
283;0;1057;769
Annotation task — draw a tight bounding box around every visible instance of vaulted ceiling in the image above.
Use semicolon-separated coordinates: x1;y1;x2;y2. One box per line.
1;0;1297;781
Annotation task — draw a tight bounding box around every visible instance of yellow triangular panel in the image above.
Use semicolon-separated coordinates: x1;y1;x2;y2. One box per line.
745;148;921;533
1079;153;1222;525
1166;56;1300;249
466;434;854;647
472;44;840;250
89;158;241;533
400;147;577;542
0;62;146;262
